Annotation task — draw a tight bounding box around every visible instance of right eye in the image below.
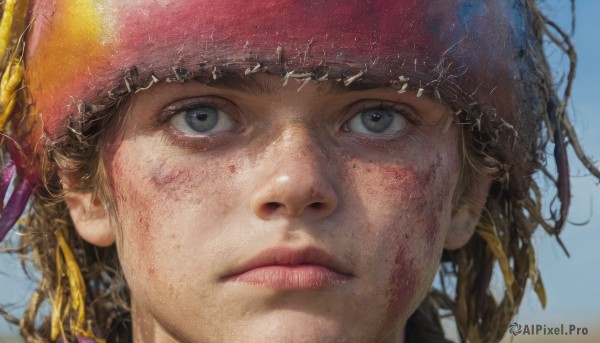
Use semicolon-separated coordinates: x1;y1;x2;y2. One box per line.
346;108;407;135
169;104;235;135
342;103;412;138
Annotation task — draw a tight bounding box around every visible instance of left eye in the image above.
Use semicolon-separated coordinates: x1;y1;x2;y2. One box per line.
345;108;408;135
169;105;234;134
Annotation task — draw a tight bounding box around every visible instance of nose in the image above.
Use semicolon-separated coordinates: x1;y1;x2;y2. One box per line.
251;126;338;221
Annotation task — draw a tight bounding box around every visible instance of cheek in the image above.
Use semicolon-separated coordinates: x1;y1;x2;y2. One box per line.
386;246;421;320
385;240;442;322
377;162;438;243
353;154;454;247
149;159;196;201
107;149;160;279
347;152;458;321
384;162;453;321
106;142;234;282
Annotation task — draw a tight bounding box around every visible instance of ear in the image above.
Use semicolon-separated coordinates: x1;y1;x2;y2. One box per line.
61;176;115;247
445;174;491;250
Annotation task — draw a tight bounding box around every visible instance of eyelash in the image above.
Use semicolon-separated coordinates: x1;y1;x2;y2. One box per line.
157;98;420;150
157;96;242;150
157;96;239;125
339;102;419;148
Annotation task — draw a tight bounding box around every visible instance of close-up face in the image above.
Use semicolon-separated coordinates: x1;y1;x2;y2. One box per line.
6;0;595;343
17;0;526;341
105;74;460;342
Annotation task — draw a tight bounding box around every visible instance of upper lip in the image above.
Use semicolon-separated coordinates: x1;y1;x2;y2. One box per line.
223;246;353;279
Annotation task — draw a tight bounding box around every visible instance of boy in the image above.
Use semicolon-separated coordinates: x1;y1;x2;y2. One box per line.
1;1;595;342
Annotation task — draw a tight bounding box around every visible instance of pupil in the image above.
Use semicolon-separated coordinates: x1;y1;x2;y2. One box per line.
369;113;382;122
361;109;393;133
185;106;219;132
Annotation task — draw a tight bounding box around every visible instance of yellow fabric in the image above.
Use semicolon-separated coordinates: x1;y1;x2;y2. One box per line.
54;229;106;343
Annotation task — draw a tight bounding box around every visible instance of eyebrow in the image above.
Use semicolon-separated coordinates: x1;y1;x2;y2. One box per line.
205;74;278;95
202;73;388;96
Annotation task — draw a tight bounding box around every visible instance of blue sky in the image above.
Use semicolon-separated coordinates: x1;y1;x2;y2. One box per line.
511;0;600;326
1;1;600;338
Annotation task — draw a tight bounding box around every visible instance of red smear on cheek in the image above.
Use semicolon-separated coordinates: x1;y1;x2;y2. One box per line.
378;165;432;191
377;159;454;320
377;158;452;244
149;160;195;200
386;245;420;321
376;165;433;239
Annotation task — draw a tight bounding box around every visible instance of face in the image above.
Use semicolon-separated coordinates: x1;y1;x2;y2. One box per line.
107;74;459;342
22;0;510;341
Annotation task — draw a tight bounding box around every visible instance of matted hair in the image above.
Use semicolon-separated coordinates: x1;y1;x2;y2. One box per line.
1;1;598;342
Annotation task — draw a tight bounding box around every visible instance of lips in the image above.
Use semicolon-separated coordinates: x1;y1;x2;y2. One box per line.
223;247;353;290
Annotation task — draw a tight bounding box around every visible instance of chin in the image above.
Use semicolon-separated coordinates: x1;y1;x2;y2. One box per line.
219;311;388;343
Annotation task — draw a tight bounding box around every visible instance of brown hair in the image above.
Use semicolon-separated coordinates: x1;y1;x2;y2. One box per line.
2;1;599;342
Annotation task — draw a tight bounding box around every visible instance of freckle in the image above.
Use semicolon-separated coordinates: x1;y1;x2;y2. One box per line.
228;164;236;173
366;168;371;173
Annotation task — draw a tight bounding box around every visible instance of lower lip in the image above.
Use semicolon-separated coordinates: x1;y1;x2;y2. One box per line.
226;265;351;290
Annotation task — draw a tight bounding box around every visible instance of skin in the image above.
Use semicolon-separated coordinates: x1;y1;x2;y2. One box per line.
103;74;459;342
22;0;502;341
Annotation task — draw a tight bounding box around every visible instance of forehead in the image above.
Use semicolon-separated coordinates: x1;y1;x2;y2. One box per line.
25;0;525;138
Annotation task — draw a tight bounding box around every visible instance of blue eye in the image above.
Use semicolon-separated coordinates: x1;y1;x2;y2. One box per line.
346;108;408;135
184;106;218;132
170;105;234;134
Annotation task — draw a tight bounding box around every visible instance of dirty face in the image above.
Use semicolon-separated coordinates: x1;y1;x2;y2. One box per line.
108;73;459;342
22;0;512;341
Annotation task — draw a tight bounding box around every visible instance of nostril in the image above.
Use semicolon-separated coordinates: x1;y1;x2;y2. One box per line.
265;202;282;212
309;202;323;210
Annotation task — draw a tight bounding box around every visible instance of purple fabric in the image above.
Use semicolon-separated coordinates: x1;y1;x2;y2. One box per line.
0;176;32;242
0;161;16;210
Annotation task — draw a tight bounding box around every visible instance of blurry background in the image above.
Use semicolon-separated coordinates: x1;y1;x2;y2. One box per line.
498;2;600;342
1;1;599;342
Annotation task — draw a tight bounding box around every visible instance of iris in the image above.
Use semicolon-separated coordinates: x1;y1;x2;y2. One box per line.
360;110;394;133
184;106;219;133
